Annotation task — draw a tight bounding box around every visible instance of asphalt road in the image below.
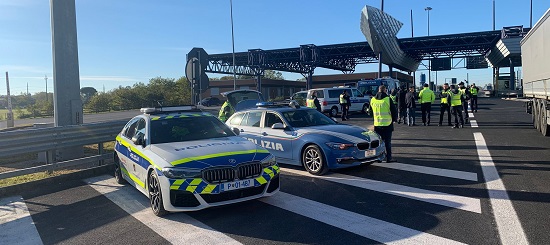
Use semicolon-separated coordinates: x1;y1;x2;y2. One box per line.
2;98;550;244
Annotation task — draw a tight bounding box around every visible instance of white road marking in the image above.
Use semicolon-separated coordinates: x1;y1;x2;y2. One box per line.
262;192;465;245
86;175;242;245
0;196;43;245
371;162;478;181
470;120;479;128
468;113;475;118
282;168;481;213
473;133;529;245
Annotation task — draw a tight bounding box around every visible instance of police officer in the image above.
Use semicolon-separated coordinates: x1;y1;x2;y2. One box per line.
396;86;407;124
218;98;235;122
470;83;480;112
449;85;464;128
307;91;322;112
418;83;435;126
370;85;398;163
438;83;452;126
458;82;471;123
340;90;350;121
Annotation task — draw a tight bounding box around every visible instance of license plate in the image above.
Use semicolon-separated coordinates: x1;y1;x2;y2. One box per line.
365;150;376;157
222;179;253;191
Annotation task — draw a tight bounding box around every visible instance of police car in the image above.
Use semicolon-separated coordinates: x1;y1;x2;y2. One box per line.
226;102;386;175
114;106;280;216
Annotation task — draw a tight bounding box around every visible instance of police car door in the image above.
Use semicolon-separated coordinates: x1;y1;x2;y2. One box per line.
234;111;263;146
119;118;146;185
260;112;293;161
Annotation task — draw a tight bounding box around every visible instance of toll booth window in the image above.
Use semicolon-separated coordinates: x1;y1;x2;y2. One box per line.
229;113;244;126
264;112;283;128
242;112;262;127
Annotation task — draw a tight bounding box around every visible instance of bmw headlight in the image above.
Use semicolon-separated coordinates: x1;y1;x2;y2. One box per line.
162;167;202;179
260;154;277;168
325;142;354;150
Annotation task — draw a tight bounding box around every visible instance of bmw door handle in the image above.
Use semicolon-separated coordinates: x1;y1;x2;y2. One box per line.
240;129;244;132
262;132;267;136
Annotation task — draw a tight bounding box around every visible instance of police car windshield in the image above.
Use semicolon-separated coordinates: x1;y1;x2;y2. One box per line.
150;116;234;144
281;110;336;127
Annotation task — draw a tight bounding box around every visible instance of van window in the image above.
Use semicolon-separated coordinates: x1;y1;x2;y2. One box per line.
328;89;345;98
308;90;324;99
352;89;363;97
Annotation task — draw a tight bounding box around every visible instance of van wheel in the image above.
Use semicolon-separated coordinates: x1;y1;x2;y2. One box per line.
330;107;339;118
362;103;371;115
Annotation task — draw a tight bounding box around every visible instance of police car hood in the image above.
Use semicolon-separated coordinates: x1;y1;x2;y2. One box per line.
149;136;270;169
296;124;380;143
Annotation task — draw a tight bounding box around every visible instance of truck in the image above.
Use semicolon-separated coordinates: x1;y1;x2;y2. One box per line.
521;8;550;136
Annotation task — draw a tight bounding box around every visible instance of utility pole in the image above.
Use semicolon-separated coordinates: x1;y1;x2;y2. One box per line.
45;75;48;102
5;72;14;128
27;83;29;95
530;0;533;28
493;0;496;30
230;0;237;90
425;7;433;89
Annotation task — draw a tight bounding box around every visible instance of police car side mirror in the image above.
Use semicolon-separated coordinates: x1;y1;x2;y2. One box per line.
271;123;285;130
232;127;240;135
131;133;145;147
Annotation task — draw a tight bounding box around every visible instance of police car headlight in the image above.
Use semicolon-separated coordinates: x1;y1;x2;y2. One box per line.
326;142;354;150
162;168;202;179
260;154;277;168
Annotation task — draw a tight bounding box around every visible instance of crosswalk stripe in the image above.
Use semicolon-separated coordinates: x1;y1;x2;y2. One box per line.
470;120;479;128
468;113;475;118
282;168;482;213
371;162;478;181
473;133;528;244
0;196;43;245
262;192;465;245
86;175;242;245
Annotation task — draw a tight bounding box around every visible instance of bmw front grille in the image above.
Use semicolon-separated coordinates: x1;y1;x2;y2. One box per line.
202;162;263;183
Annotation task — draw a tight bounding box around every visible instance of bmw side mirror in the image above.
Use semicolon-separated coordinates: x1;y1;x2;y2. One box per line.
232;127;240;135
132;133;145;147
271;123;285;130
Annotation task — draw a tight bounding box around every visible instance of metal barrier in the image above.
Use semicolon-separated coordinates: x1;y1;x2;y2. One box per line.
0;120;127;180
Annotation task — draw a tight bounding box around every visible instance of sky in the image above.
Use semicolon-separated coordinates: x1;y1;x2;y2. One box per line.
0;0;547;95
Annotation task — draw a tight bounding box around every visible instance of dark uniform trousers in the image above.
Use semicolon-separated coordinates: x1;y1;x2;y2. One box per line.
420;103;432;124
439;104;451;125
374;126;392;161
452;105;464;126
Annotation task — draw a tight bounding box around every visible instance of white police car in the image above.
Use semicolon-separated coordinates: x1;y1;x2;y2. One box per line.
226;102;386;175
114;106;279;216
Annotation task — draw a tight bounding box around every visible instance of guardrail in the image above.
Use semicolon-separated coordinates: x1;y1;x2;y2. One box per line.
0;120;127;180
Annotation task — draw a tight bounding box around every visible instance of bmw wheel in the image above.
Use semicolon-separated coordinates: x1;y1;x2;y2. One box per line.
330;106;339;118
302;145;328;175
149;171;168;217
362;103;371;115
114;156;126;184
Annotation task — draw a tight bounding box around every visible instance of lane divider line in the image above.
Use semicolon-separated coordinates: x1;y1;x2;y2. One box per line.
473;133;528;245
0;196;43;245
282;168;482;213
371;162;478;181
261;192;466;245
86;175;242;245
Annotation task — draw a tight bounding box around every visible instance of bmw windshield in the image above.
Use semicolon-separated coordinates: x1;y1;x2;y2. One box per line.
150;116;235;144
281;109;336;127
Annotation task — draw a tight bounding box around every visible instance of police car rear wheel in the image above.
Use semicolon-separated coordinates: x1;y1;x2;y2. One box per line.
303;145;328;175
149;171;168;217
330;107;338;118
114;156;126;184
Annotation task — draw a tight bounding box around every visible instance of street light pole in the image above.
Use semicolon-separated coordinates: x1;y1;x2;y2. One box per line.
425;7;432;89
230;0;236;90
44;75;48;102
493;0;496;30
425;7;432;36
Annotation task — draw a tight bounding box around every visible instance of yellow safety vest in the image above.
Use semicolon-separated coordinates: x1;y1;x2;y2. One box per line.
339;94;346;104
470;87;478;96
419;88;435;104
459;88;466;95
450;92;462;107
306;99;316;108
371;97;392;126
389;95;397;104
218;101;234;122
441;90;450;104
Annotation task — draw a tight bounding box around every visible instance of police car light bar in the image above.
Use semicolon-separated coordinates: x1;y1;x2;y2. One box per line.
140;105;198;114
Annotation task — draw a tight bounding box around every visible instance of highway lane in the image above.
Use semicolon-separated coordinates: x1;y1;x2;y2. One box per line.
2;98;549;244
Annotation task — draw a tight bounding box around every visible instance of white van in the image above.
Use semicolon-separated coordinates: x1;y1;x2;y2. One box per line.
307;87;371;117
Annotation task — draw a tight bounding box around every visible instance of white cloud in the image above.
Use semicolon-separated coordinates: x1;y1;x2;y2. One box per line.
0;65;51;75
80;76;142;83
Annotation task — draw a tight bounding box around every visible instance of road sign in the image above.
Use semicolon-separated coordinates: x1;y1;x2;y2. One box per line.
186;48;209;93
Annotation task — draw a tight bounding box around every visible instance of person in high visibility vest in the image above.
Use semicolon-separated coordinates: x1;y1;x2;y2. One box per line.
218;99;235;122
449;84;464;128
438;83;452;126
418;83;435;126
469;83;480;113
306;91;321;112
339;90;350;121
458;82;471;123
370;85;397;163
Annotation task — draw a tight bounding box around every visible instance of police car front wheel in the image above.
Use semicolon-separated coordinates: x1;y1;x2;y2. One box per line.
302;145;328;175
149;171;168;217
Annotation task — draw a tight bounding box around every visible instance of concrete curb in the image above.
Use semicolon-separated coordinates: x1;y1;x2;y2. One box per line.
0;164;114;197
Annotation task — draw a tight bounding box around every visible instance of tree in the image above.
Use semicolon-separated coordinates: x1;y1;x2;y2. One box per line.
81;87;98;104
264;70;284;80
86;93;112;113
